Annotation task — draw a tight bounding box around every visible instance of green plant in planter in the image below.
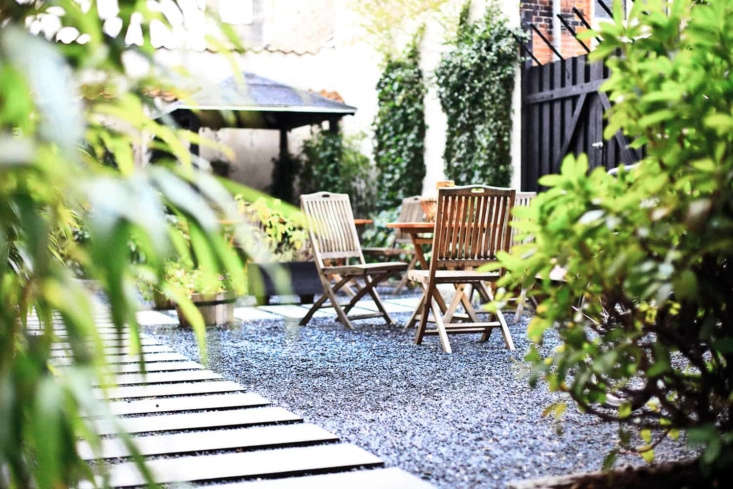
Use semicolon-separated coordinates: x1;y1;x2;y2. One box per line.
493;0;733;475
236;196;309;262
435;0;522;186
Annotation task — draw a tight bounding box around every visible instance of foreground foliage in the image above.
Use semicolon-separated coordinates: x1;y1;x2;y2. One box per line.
0;1;262;487
435;0;521;186
496;0;733;473
373;31;427;211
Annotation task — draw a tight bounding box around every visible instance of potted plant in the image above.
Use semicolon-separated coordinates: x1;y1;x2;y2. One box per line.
237;196;321;305
165;262;236;327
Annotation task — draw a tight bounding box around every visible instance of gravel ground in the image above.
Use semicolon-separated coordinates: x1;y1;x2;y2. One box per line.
145;299;694;489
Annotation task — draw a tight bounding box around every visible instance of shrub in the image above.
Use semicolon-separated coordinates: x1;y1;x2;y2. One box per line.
373;31;427;210
299;129;376;216
434;1;521;186
495;0;733;474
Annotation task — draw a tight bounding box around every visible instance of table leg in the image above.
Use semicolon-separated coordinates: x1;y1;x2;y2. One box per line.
409;232;429;269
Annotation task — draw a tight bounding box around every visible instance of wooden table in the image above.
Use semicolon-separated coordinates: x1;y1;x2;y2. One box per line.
386;222;434;268
353;218;373;226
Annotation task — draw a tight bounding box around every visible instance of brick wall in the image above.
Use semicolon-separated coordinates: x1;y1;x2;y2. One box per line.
520;0;592;64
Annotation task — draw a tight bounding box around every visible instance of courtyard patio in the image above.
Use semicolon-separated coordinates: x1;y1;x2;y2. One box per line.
133;289;695;489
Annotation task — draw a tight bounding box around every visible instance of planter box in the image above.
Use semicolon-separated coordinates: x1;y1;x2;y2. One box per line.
247;261;321;305
176;293;235;328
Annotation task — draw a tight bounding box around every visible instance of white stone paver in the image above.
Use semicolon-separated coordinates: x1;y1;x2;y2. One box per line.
357;299;417;313
261;304;373;320
136;310;180;326
135;296;422;327
234;307;280;321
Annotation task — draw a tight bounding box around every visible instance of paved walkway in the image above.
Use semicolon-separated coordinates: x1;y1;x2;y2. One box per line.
40;303;434;488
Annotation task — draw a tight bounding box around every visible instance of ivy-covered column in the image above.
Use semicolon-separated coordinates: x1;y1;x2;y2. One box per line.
435;1;522;186
373;33;427;211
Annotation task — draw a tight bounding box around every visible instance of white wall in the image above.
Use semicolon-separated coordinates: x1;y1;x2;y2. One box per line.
155;0;523;194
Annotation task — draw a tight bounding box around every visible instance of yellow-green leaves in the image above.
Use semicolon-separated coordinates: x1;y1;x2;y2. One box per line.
499;0;733;473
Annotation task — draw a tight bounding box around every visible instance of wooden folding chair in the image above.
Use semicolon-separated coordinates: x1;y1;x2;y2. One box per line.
407;186;516;353
363;196;426;293
300;192;408;329
510;192;537;317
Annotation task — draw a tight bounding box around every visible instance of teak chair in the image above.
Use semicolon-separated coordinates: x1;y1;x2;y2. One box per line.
300;192;407;329
363;196;426;293
407;186;516;353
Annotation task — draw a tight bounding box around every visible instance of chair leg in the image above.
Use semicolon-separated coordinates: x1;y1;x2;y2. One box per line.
405;290;425;331
481;285;514;350
443;285;465;324
414;286;433;345
365;274;395;326
325;284;355;330
430;297;452;353
343;276;371;314
459;285;480;322
300;275;351;326
393;255;417;294
496;307;515;350
515;288;527;318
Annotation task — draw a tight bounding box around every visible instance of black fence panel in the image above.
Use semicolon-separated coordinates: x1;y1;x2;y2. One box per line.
520;53;641;191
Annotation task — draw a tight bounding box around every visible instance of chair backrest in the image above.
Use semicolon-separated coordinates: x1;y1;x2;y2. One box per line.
300;191;363;266
395;196;426;243
430;185;516;271
510;191;537;247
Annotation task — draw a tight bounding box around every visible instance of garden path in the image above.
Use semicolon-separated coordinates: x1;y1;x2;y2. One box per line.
40;303;433;488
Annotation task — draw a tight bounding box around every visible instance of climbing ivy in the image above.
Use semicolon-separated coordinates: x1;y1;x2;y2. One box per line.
373;31;427;210
299;129;376;216
435;1;522;186
299;130;345;196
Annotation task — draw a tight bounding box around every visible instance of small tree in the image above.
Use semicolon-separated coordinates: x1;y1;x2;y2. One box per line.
496;0;733;475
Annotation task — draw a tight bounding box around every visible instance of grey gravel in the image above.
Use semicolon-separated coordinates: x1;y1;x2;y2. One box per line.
145;301;695;489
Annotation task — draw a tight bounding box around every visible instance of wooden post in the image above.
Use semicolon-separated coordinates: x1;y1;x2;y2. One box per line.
279;128;288;160
327;117;340;134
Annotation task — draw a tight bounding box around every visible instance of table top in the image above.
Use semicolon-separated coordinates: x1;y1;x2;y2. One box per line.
353;218;373;226
386;222;434;232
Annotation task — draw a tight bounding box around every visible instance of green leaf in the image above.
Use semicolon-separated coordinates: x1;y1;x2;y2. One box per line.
602;449;618;471
640;448;655;463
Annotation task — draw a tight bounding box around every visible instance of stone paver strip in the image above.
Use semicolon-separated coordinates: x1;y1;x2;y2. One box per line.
94;407;301;435
78;423;337;460
100;444;382;487
208;467;436;489
105;392;269;416
234;307;280;321
97;380;242;400
103;360;203;374
97;369;222;386
50;344;171;358
53;352;189;365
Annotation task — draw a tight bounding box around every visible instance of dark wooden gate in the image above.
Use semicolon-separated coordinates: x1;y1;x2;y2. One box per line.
520;54;641;191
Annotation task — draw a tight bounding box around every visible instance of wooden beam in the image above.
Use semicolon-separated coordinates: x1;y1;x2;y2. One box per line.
524;78;605;104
